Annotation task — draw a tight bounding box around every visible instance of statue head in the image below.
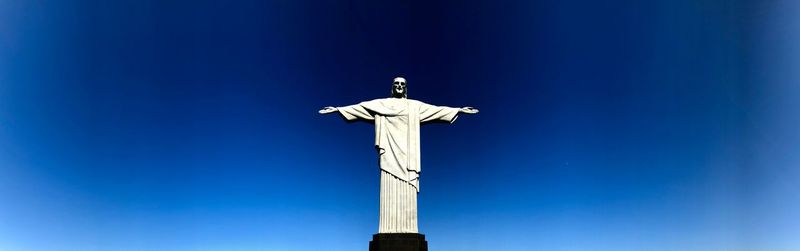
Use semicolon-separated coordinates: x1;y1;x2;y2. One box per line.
391;77;407;98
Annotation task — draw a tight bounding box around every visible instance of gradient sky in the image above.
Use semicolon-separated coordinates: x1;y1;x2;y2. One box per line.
1;0;798;250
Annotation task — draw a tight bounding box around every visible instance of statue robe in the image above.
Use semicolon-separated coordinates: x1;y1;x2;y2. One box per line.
337;98;460;233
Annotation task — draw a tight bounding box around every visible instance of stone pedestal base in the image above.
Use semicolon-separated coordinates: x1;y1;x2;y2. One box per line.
369;233;428;251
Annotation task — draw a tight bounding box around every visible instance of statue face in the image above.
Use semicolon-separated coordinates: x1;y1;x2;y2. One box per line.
392;77;407;98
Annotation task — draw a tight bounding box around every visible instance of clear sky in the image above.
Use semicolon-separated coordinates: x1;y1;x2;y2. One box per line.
1;0;798;250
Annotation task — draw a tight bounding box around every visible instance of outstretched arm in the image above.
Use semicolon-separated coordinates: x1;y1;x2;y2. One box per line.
419;103;479;123
319;103;375;121
459;107;479;114
318;106;338;114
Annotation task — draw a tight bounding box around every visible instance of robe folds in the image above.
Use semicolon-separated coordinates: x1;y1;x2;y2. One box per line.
337;98;460;192
337;98;460;233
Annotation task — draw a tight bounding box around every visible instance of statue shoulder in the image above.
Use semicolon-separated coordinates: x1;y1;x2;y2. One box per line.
356;98;396;112
361;98;390;106
406;99;424;105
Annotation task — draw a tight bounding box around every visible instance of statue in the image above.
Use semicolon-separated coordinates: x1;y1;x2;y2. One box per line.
319;77;478;250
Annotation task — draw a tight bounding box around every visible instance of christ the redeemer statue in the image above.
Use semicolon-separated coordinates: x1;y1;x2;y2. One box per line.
319;77;478;238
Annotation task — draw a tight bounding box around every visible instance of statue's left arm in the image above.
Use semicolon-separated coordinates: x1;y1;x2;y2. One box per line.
418;102;479;124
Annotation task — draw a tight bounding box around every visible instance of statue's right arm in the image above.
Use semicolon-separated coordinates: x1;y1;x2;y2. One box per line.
319;106;338;114
322;103;375;121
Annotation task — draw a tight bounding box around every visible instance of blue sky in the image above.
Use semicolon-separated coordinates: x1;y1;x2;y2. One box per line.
1;0;798;250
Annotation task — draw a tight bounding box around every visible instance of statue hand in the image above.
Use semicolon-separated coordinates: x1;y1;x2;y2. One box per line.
460;107;479;114
319;106;338;114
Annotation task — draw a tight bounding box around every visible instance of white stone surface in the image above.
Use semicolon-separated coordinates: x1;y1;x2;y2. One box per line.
319;77;477;233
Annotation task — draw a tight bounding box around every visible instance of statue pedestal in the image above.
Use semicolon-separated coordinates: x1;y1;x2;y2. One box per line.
368;233;428;251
